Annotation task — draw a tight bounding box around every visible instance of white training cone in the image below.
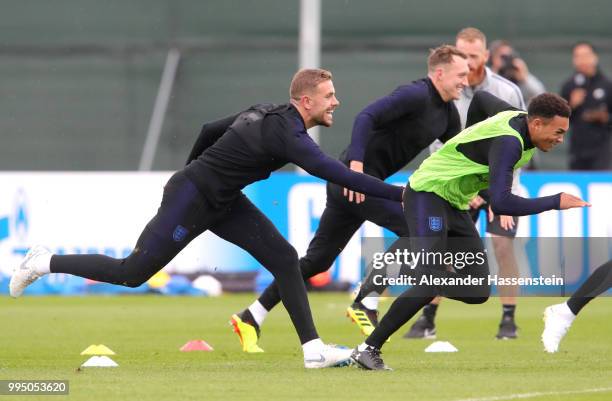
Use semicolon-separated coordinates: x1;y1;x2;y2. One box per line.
81;356;119;367
424;341;458;353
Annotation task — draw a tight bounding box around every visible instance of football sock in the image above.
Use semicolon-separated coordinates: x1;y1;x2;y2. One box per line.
557;302;577;320
360;296;380;311
36;253;53;275
247;300;269;327
422;303;438;322
502;304;516;320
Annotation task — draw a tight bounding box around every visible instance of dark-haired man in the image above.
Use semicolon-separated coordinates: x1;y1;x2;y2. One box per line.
351;91;591;370
10;68;403;369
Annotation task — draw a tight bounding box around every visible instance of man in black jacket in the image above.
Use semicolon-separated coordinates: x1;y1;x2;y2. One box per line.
561;42;612;170
10;68;402;369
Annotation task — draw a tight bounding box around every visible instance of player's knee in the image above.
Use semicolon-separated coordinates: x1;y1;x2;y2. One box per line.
122;277;148;288
299;255;332;277
121;270;151;288
274;245;299;271
464;284;490;304
284;245;299;263
463;295;489;305
119;258;154;288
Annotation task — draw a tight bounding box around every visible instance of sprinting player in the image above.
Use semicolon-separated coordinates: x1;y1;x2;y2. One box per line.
230;45;467;351
542;259;611;353
9;68;404;369
405;27;527;340
351;91;591;370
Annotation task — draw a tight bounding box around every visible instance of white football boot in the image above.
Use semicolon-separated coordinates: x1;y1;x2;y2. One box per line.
304;344;352;369
9;245;52;298
542;303;576;353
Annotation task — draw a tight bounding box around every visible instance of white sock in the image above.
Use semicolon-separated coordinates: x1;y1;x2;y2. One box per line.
35;252;52;275
559;302;577;320
360;295;380;311
357;342;369;352
302;338;325;355
248;300;269;326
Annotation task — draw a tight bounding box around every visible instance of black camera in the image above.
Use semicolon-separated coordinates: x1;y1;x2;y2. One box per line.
498;54;519;83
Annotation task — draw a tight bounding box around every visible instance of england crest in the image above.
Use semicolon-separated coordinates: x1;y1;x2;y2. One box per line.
428;216;443;232
173;225;189;242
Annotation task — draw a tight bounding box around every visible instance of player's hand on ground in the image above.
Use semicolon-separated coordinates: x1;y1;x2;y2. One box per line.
559;193;591;210
344;160;366;204
469;195;486;209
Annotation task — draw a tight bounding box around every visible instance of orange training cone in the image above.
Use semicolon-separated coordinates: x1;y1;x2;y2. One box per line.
180;340;214;352
309;270;331;287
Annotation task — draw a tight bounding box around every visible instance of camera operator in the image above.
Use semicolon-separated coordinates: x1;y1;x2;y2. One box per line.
490;40;545;104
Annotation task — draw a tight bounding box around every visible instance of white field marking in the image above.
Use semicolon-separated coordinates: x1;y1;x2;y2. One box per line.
451;386;612;401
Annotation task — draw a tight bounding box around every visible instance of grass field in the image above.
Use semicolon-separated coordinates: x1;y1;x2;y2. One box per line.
1;294;611;401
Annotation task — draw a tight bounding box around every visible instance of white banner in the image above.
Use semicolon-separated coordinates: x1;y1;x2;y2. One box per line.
0;172;250;276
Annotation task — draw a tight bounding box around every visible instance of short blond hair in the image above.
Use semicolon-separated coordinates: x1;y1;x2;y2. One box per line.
427;45;467;72
290;68;333;100
456;27;487;47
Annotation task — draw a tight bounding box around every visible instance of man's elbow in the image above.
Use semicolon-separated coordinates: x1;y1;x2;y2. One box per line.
491;204;512;215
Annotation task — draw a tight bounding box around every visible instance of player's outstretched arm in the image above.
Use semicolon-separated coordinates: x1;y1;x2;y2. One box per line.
292;135;402;202
490;142;591;215
299;147;402;202
489;136;561;216
262;113;403;202
342;85;428;204
343;160;366;204
346;84;427;163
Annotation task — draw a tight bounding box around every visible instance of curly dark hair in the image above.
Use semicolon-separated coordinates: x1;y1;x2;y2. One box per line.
527;93;571;120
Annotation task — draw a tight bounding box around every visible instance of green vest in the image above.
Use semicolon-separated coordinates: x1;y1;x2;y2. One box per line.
409;110;535;210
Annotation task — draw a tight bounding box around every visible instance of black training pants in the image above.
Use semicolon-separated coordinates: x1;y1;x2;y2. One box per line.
366;186;491;348
567;259;612;315
51;172;318;344
258;181;408;311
